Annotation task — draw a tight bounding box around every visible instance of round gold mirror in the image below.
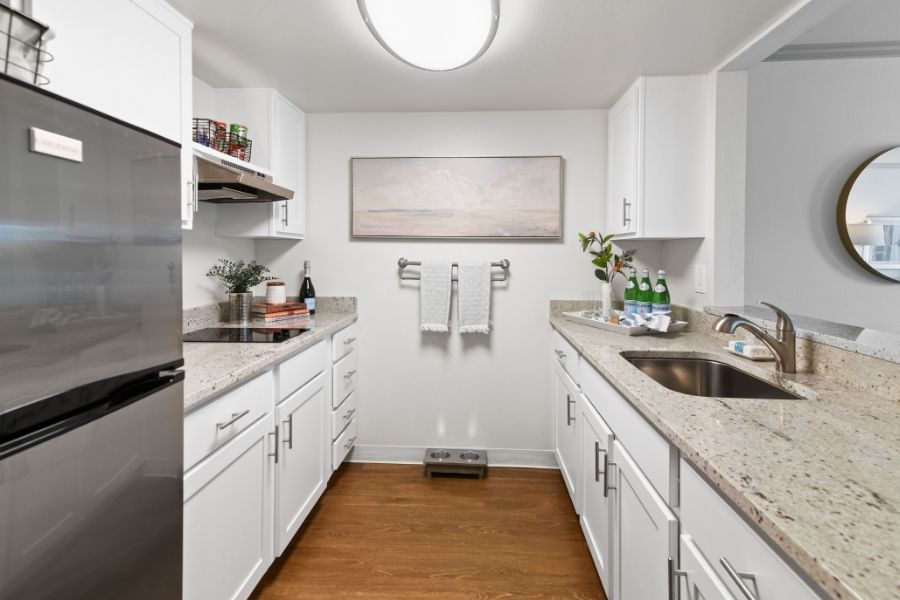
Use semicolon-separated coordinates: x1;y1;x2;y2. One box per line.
838;147;900;283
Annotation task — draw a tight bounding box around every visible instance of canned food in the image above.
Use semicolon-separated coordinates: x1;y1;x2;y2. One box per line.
229;123;248;139
213;120;227;151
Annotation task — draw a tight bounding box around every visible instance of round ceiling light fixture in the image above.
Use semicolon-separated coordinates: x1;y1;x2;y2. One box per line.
357;0;500;72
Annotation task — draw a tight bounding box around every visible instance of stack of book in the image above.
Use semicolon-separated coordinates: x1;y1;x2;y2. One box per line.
252;302;309;324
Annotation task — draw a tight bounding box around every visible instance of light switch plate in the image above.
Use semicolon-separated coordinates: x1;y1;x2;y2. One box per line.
694;264;707;294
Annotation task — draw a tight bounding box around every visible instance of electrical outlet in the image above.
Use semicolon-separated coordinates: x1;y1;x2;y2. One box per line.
694;264;707;294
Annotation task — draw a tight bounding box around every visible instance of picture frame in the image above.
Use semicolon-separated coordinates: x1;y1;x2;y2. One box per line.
350;156;564;239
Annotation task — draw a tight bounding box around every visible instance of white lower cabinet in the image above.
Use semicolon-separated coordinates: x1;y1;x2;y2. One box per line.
184;412;275;600
330;324;359;469
679;534;737;600
580;397;615;591
274;372;328;556
554;325;824;600
680;460;822;600
554;361;579;508
612;439;678;600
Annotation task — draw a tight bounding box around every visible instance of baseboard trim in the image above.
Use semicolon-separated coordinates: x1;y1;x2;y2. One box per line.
348;445;559;469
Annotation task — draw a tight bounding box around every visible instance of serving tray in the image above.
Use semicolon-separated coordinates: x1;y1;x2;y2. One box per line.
563;310;688;336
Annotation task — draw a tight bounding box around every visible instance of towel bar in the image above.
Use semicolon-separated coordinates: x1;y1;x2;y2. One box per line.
397;257;510;282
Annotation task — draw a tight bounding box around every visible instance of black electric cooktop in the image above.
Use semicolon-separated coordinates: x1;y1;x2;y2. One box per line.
183;327;310;343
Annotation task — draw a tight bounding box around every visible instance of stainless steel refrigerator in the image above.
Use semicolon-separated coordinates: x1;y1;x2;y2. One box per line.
0;74;183;598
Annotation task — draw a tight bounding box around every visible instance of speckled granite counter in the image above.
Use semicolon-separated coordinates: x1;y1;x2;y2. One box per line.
550;310;899;600
183;304;357;413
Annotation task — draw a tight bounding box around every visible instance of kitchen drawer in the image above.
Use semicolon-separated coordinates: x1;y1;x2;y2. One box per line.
551;329;579;375
680;460;822;600
278;340;327;401
579;361;671;500
332;350;359;407
332;322;358;362
332;417;358;470
679;534;737;600
184;371;275;470
332;391;358;440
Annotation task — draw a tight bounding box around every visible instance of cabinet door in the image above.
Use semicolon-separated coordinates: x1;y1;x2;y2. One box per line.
274;373;327;556
32;0;195;229
272;94;306;237
554;363;578;509
580;396;615;592
184;413;275;600
679;535;737;600
606;81;640;236
612;439;677;600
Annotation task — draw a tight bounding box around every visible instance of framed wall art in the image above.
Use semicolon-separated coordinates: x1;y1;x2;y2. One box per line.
350;156;563;239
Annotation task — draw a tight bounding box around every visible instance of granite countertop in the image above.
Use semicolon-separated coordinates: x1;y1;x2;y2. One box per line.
183;309;357;413
550;313;898;600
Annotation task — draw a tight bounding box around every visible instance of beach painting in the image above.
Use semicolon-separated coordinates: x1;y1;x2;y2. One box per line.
351;156;563;238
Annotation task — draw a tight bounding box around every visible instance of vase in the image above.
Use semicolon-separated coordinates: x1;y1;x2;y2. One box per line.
227;292;253;324
599;281;613;319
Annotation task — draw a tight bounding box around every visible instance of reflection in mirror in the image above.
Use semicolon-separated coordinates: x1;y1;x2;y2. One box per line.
838;146;900;282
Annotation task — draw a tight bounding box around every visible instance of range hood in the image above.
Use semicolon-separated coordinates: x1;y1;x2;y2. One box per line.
195;148;294;203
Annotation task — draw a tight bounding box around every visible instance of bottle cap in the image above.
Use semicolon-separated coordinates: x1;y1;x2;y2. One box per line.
303;260;311;268
658;270;666;276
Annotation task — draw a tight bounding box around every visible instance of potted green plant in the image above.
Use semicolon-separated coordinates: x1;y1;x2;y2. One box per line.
206;259;276;323
578;231;637;317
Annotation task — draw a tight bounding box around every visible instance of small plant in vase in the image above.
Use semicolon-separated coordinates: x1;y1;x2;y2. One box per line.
578;231;636;318
206;259;276;323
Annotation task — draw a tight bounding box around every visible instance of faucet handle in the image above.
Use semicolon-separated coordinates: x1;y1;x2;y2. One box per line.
757;301;795;333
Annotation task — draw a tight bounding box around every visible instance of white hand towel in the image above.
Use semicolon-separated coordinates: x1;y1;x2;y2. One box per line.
457;261;491;334
419;261;452;332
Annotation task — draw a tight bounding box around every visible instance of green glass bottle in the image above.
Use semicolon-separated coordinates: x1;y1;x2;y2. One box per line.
652;270;671;314
637;269;653;314
623;268;639;314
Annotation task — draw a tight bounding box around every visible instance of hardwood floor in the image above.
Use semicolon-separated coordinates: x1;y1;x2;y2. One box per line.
251;463;607;600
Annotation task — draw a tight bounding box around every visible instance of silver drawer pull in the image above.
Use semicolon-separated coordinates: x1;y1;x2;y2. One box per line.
343;337;357;345
344;369;357;379
720;557;759;600
554;349;566;360
566;394;576;426
603;452;616;498
343;408;357;421
269;427;279;463
283;413;293;450
216;410;250;430
344;435;357;450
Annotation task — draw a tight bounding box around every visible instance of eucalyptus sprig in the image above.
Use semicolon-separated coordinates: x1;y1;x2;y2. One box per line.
206;259;276;294
578;231;636;283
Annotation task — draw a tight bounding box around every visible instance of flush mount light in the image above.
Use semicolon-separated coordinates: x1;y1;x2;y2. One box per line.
357;0;500;72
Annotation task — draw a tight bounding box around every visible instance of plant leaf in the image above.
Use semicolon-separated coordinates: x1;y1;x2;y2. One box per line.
594;269;608;282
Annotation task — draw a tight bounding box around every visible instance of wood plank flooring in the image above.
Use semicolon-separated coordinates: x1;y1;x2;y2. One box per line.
251;463;607;600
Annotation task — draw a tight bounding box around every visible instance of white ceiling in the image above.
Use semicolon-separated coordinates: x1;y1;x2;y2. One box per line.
170;0;801;112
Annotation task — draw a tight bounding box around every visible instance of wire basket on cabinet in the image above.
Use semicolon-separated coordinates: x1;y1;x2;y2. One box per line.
192;118;253;162
0;4;53;86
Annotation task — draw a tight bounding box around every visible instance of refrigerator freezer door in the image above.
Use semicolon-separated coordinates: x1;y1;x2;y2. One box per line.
0;381;183;599
0;75;183;416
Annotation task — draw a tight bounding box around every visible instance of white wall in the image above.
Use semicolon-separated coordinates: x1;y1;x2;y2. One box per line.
182;77;260;308
256;110;662;456
746;57;900;332
182;204;256;308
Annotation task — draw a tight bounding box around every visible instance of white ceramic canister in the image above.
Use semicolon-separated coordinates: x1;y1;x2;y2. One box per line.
266;280;286;305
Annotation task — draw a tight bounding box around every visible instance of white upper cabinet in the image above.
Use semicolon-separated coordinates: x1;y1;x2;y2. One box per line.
606;76;707;240
32;0;195;229
212;88;307;240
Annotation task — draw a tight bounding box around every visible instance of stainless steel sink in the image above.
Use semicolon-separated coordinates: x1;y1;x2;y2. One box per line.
624;356;801;399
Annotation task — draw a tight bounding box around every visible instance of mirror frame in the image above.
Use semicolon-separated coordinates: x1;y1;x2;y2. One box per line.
837;147;900;283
